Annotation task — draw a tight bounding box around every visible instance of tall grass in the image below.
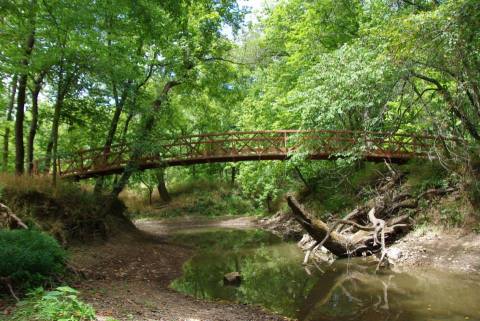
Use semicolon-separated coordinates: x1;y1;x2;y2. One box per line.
0;174;129;243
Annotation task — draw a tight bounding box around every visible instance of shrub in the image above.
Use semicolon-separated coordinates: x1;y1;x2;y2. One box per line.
439;207;464;227
0;229;66;290
403;160;450;192
8;286;96;321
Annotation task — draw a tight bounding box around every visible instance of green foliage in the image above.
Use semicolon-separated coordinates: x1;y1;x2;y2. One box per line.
472;223;480;234
128;176;259;219
0;230;66;290
236;162;294;209
439;206;464;227
8;286;96;321
402;160;450;193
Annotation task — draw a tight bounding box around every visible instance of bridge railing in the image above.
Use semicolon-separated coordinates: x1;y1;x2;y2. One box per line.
48;130;457;178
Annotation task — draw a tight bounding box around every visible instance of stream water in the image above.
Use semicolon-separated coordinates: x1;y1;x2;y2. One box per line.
168;227;480;321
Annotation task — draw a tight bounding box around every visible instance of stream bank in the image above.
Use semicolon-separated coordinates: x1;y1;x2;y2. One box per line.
70;217;286;321
70;216;480;321
260;211;480;274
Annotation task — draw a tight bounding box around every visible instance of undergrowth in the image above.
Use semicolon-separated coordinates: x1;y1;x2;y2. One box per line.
6;286;116;321
299;162;389;219
0;229;66;292
0;174;131;244
124;178;259;219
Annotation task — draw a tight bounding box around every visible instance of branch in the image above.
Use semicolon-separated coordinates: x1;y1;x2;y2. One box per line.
202;56;257;66
0;203;28;229
412;72;480;141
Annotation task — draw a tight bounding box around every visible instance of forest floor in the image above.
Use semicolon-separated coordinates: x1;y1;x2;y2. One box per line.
70;217;287;321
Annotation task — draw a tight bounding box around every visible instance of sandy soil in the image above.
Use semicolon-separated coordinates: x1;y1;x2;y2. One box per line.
387;228;480;273
70;217;288;321
135;216;259;236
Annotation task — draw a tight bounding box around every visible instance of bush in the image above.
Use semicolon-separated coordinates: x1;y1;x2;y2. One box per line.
403;160;450;192
0;229;66;290
8;286;96;321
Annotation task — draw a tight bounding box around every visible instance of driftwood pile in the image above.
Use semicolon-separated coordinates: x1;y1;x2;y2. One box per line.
287;171;455;268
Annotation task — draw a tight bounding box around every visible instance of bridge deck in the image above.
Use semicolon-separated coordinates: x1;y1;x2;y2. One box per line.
35;130;450;180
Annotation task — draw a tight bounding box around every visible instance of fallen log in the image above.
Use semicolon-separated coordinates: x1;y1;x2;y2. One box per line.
286;194;410;259
287;195;350;257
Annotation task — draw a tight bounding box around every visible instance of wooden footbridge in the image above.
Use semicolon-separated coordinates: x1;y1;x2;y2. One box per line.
41;130;449;180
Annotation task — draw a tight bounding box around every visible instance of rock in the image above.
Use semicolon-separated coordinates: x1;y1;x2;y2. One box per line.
387;247;403;261
223;272;241;286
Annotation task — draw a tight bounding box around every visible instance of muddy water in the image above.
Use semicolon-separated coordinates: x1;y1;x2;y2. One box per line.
168;227;480;321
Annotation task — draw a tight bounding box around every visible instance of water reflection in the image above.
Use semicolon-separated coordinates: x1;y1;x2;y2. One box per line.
169;229;480;321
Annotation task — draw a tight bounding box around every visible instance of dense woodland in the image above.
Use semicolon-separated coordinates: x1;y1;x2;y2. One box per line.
1;1;480;320
0;0;479;203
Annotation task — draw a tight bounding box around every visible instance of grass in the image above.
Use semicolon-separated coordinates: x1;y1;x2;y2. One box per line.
123;178;260;220
0;174;131;244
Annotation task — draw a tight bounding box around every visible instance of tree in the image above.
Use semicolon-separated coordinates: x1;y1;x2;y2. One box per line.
111;0;243;196
2;75;17;171
14;1;37;174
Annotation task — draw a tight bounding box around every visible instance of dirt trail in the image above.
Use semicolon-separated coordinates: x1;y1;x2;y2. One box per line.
135;216;259;236
71;217;287;321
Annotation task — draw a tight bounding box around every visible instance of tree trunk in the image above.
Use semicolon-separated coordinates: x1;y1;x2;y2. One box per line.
15;74;28;175
45;67;76;178
15;21;36;175
111;81;180;197
287;195;351;257
287;194;412;258
156;167;171;203
27;72;45;175
94;84;129;194
148;188;153;205
50;97;63;186
3;75;18;171
45;96;64;175
231;166;236;185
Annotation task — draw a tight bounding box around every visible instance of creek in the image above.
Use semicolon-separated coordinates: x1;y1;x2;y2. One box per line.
167;225;480;321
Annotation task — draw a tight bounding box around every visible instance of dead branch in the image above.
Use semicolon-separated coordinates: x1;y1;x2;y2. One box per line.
287;194;351;257
287;194;411;263
417;187;457;200
0;203;28;229
1;277;19;302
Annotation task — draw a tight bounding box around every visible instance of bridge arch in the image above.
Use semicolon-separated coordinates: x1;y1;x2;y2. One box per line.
38;130;451;180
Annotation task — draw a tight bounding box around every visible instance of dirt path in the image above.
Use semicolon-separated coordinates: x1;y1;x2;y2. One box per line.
70;217;288;321
135;216;259;236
